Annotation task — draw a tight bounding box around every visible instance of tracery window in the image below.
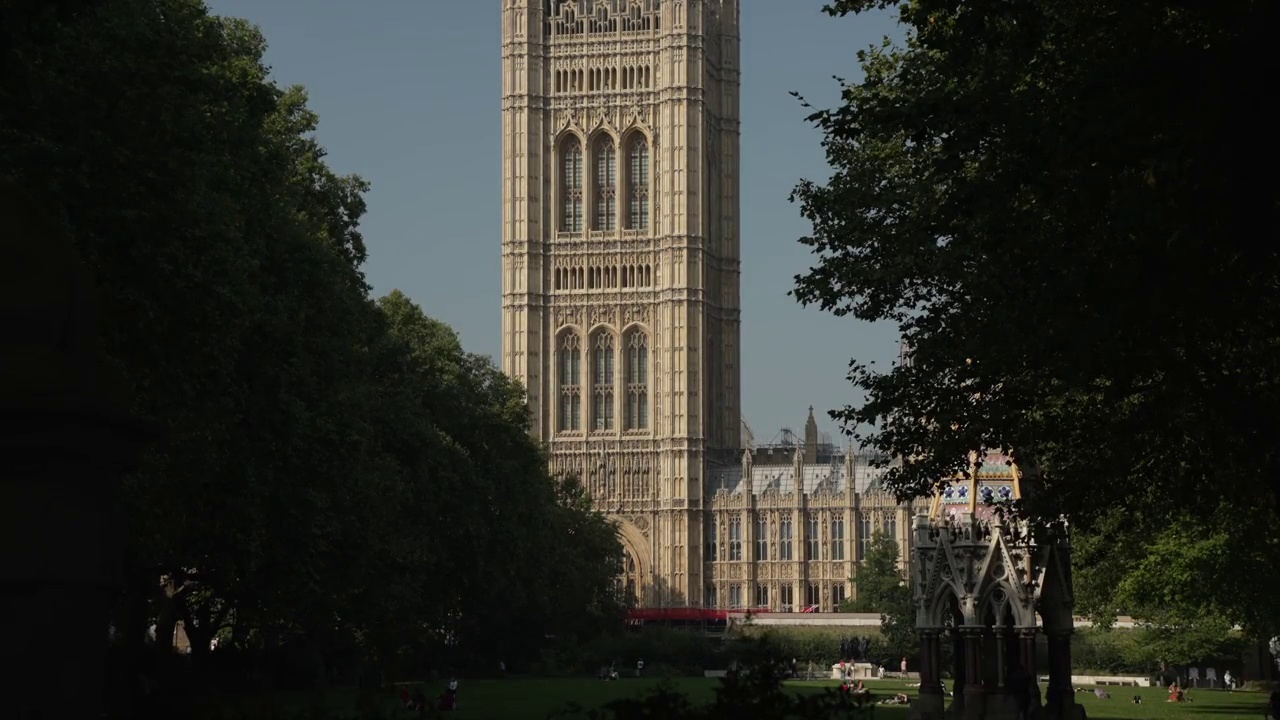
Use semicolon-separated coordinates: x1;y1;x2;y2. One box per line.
557;331;582;431
754;584;769;608
780;584;794;612
779;519;793;561
591;331;615;430
806;582;821;610
561;136;583;232
728;516;742;561
705;585;718;608
594;136;617;230
619;548;639;605
832;583;847;607
754;515;768;561
729;583;743;609
885;516;898;548
625;328;649;430
857;512;872;561
831;516;846;561
627;136;650;230
806;514;820;560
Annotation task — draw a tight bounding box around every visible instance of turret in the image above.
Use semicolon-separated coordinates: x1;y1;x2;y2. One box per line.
803;405;818;463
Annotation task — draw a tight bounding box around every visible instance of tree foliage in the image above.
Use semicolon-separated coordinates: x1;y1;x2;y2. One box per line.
791;0;1279;638
1;0;622;690
841;532;915;660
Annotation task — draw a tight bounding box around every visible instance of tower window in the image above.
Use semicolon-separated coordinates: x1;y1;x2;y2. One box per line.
557;331;582;431
594;136;617;231
561;136;583;232
625;328;649;430
592;331;615;430
627;136;650;230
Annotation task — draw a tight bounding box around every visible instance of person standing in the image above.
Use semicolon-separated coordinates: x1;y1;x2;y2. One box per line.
901;657;908;676
446;676;458;710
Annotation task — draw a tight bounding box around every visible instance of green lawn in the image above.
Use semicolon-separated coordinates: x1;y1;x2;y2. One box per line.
208;677;1270;720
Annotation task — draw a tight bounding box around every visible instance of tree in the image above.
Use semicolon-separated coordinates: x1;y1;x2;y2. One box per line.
841;532;916;660
790;0;1280;640
374;291;624;665
3;0;626;697
843;532;900;613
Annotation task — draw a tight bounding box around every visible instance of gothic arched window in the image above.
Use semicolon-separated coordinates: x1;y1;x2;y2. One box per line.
561;136;583;232
728;516;743;561
594;136;617;230
755;515;769;561
779;519;794;561
625;328;649;430
832;515;847;561
591;331;615;430
557;331;581;431
627;136;650;230
806;513;820;560
857;512;872;561
619;548;640;606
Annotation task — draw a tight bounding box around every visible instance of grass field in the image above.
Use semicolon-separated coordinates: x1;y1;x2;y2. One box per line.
210;677;1273;720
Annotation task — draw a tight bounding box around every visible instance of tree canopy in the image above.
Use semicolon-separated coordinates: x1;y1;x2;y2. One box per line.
1;0;622;688
792;0;1278;640
841;532;915;660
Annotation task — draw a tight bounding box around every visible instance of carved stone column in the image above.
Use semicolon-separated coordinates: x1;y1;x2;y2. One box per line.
994;627;1008;689
1;184;158;719
959;625;987;720
1017;626;1039;679
919;628;945;694
1045;628;1077;714
915;628;947;720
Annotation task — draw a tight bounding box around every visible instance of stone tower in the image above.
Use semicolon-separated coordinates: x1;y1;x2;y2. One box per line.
501;0;742;606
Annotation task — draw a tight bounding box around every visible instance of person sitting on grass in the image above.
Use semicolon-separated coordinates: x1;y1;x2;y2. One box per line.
879;693;911;705
849;679;873;706
1166;682;1184;703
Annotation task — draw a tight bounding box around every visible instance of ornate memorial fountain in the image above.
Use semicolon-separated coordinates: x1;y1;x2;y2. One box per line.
909;452;1085;720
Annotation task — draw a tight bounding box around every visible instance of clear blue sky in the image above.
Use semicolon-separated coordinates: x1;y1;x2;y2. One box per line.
204;0;904;444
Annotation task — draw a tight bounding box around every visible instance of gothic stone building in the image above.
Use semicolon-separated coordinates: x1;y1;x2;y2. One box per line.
705;410;1023;613
706;408;922;612
501;0;742;607
499;0;1017;609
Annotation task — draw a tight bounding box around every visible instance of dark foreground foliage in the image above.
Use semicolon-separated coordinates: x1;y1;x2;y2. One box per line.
2;0;623;711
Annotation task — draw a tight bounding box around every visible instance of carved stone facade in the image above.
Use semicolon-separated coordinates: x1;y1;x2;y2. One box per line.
500;4;1017;611
704;436;928;612
502;0;742;606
